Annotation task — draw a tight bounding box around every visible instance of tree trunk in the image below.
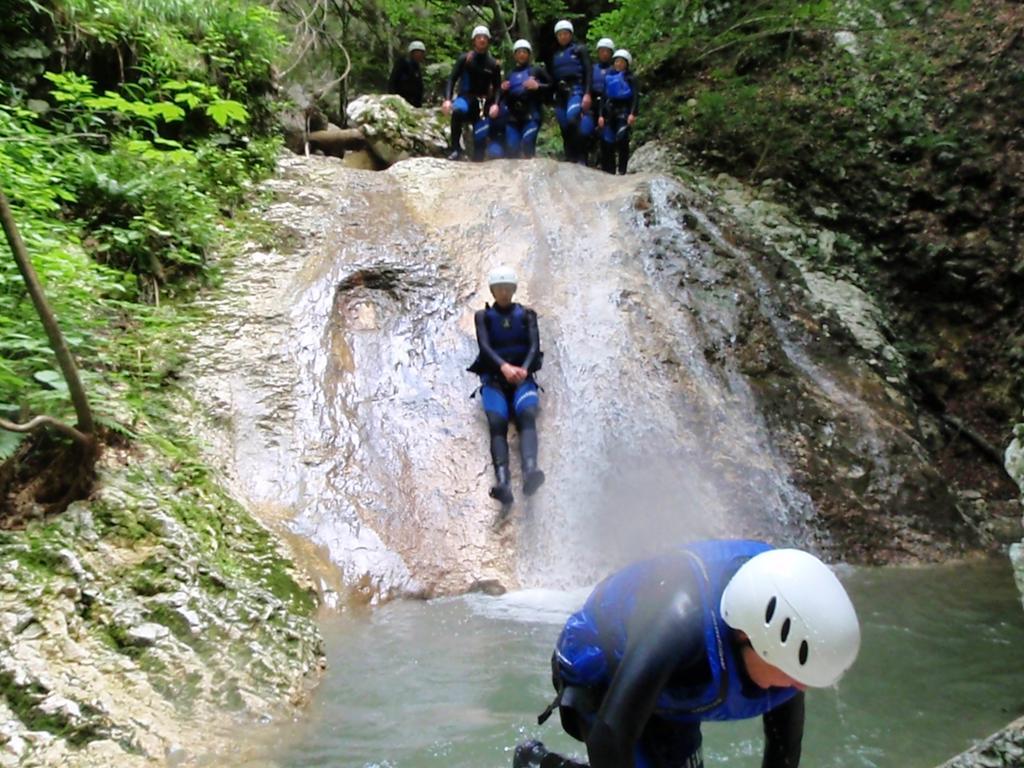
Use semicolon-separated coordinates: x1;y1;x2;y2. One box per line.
0;188;95;442
513;0;532;41
487;0;513;49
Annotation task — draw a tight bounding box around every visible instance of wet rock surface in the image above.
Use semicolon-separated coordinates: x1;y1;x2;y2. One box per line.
936;715;1024;768
0;450;324;767
184;153;983;608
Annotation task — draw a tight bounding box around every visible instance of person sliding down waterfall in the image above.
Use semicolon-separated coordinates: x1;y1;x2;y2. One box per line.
513;541;862;768
468;266;545;509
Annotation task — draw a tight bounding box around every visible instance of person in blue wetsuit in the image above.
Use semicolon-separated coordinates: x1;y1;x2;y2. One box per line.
548;20;592;164
514;541;862;768
491;39;551;159
582;38;615;165
443;25;503;161
598;50;640;175
468;265;545;505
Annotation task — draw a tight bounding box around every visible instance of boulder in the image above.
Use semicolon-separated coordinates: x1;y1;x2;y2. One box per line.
345;94;448;165
628;141;686;175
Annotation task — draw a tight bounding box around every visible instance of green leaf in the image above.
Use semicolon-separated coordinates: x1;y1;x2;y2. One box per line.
33;369;68;392
205;100;249;127
0;430;25;461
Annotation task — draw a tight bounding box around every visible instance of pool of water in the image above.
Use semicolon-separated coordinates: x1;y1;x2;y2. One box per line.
268;558;1024;768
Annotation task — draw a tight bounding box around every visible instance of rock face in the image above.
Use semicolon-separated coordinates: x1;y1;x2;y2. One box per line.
934;715;1024;768
345;94;448;165
0;447;324;767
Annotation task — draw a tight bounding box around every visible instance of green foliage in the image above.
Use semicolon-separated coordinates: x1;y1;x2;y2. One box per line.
0;0;284;441
55;0;285;122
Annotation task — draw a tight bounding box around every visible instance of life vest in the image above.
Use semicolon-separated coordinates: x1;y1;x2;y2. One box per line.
459;52;500;97
604;70;634;102
591;62;611;96
467;303;543;374
552;44;584;83
507;66;533;99
554;539;799;723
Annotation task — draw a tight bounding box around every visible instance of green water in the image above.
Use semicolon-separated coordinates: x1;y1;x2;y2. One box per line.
271;559;1024;768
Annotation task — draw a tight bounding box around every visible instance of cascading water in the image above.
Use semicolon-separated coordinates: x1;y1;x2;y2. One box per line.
184;155;1021;768
187;154;962;603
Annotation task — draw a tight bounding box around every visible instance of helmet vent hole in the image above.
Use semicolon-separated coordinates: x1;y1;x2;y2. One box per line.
764;596;777;625
780;618;791;643
799;640;809;666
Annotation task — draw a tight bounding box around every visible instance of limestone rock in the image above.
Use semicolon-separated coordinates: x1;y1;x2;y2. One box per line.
628;141;685;175
345;94;448;165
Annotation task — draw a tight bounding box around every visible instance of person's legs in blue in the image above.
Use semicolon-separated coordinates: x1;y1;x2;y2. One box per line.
521;114;540;158
505;120;523;158
512;379;544;495
481;377;514;503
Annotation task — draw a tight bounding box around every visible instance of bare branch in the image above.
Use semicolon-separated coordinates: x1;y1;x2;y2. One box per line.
0;189;95;437
0;415;91;445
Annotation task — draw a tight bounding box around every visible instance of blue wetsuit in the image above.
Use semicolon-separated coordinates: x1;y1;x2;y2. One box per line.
548;42;592;163
545;540;805;768
445;50;503;161
600;69;640;175
469;303;543;480
490;64;551;159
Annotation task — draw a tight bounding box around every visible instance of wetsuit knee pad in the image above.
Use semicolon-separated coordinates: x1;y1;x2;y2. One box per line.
487;141;505;159
512;382;539;418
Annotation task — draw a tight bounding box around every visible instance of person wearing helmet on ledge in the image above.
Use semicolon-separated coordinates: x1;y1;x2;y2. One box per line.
493;39;551;159
513;540;861;768
581;37;615;165
597;49;639;175
467;266;545;509
388;40;426;107
548;20;592;164
443;26;503;161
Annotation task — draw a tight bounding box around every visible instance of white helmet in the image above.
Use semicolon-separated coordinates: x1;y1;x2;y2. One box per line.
513;39;532;53
720;549;861;688
554;20;574;35
408;40;426;53
488;265;518;288
472;25;491;40
613;49;632;65
596;37;615;51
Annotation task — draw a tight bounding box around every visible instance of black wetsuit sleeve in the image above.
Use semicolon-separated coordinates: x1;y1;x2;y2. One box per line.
387;60;403;94
520;309;540;372
627;72;640;116
586;573;707;768
762;692;805;768
490;56;503;101
475;309;507;370
533;65;552;92
579;45;593;94
445;54;467;101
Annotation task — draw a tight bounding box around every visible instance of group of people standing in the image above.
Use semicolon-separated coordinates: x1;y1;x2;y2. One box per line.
388;20;640;173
